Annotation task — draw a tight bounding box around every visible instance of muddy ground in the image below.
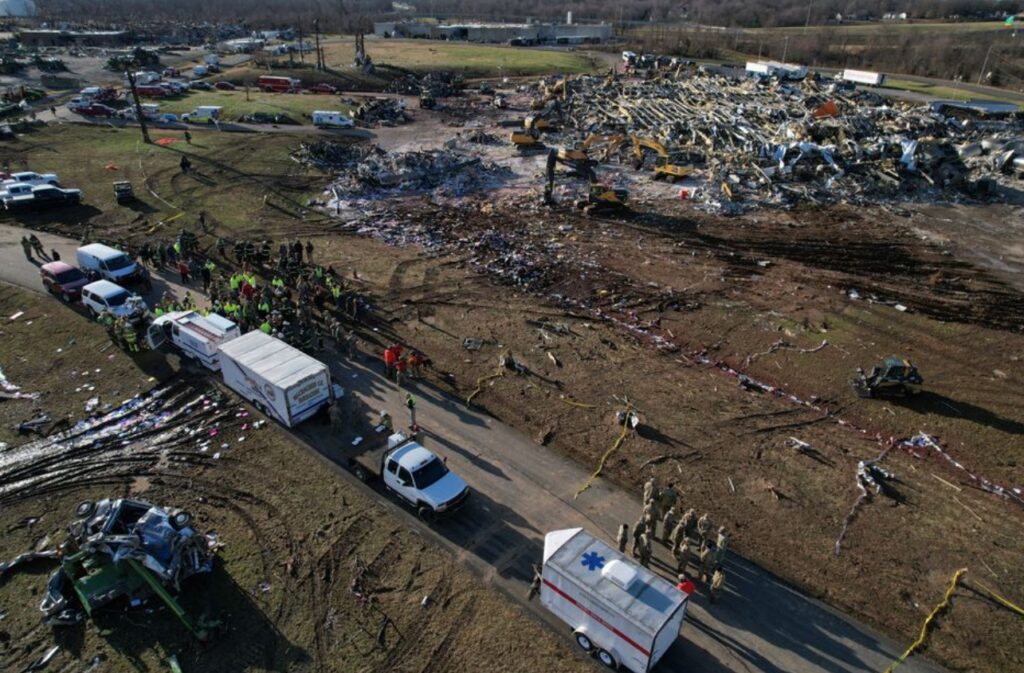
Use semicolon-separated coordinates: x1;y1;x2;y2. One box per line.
0;286;593;673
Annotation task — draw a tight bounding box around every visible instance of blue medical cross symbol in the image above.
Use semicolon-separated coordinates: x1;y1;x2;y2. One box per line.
581;551;606;571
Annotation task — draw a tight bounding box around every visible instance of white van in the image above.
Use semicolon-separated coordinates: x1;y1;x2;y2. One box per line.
182;105;222;123
76;243;140;283
146;310;241;370
80;280;148;322
312;110;354;129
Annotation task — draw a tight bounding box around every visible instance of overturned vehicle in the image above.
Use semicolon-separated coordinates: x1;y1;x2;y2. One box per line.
41;498;219;639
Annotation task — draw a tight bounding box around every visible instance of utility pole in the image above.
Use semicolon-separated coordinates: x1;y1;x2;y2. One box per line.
298;25;305;64
314;18;322;71
123;69;151;144
976;44;994;85
782;35;790;62
805;0;813;32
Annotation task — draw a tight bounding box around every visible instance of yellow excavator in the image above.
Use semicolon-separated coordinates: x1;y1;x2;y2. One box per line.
557;133;628;167
544;148;628;215
631;136;694;181
510;125;544;152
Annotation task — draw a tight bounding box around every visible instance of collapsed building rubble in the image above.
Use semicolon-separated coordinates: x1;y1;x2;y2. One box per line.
320;147;513;201
385;71;465;97
352;97;410;126
553;73;1023;211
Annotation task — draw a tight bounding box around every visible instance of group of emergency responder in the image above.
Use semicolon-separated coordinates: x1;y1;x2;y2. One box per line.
97;229;368;362
616;477;728;603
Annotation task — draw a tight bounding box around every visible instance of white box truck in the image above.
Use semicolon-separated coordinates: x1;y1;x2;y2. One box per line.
540;528;688;673
146;310;241;370
841;69;886;86
217;331;335;427
312;110;354;128
182;105;222;124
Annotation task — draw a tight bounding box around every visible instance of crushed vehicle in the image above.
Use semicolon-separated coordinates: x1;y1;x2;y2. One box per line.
40;498;219;639
345;428;471;521
852;356;924;398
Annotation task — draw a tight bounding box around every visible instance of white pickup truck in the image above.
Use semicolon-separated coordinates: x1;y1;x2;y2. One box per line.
346;430;470;520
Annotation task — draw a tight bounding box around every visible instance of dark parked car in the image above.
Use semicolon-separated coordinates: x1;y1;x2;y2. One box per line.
240;112;299;125
40;261;88;301
4;185;82;211
214;81;237;91
76;103;117;118
305;82;339;94
190;81;213;91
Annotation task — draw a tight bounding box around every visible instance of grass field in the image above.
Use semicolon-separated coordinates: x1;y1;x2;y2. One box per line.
321;37;597;77
158;89;353;123
882;78;1023;106
1;123;333;238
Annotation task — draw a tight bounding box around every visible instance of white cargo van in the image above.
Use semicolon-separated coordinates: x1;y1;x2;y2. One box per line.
76;243;140;283
146;310;241;370
217;331;336;427
312;110;354;129
540;528;689;673
182;105;222;123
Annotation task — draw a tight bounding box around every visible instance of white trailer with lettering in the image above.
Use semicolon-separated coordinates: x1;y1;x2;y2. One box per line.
540;528;688;673
217;331;334;427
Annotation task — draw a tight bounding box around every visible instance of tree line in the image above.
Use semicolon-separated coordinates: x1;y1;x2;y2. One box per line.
33;0;1024;30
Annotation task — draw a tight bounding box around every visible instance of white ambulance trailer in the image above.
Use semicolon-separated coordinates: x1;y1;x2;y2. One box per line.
540;528;688;672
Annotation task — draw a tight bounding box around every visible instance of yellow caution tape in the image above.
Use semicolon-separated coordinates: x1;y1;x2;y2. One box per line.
973;580;1024;618
465;368;505;406
574;415;630;499
883;568;967;673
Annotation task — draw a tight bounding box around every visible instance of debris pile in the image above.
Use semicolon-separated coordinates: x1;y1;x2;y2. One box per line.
39;498;216;633
326;148;513;200
353;97;409;126
295;140;373;171
385;71;465;97
558;74;1024;211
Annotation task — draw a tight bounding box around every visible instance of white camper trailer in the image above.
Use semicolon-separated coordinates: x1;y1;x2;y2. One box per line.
540;528;689;672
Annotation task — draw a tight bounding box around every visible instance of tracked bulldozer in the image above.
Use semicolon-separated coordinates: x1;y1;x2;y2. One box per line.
852;356;924;398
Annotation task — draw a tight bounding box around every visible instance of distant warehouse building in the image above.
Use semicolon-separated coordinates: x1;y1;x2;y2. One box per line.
374;20;612;45
18;29;130;48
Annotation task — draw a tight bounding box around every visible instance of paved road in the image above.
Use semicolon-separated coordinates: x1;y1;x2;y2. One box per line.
0;222;946;673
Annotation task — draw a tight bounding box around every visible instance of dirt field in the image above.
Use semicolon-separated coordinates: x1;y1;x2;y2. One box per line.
3;91;1024;672
307;197;1024;673
0;286;593;673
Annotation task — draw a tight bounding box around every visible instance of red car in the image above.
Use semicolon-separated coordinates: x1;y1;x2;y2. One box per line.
40;261;88;302
306;83;339;94
77;103;117;118
214;81;237;91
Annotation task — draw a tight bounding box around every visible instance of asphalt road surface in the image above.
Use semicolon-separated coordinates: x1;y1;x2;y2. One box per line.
0;223;947;673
